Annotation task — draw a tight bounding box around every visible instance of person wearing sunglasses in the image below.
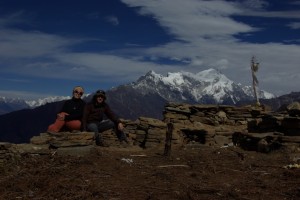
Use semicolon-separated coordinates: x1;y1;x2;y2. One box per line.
47;86;86;134
82;89;128;147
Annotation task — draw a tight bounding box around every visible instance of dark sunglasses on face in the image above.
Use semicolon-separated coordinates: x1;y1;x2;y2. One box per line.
74;90;83;95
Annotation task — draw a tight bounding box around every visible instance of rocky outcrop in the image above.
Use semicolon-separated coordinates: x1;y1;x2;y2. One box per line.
1;102;300;164
163;102;300;152
163;103;251;147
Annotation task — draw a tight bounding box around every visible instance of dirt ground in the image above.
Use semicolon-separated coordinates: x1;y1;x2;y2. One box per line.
1;144;300;200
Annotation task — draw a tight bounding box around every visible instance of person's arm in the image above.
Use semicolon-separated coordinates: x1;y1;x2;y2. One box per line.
55;100;68;121
104;104;120;123
104;104;124;131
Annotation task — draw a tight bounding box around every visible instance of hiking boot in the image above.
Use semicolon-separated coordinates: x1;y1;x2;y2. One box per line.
96;140;110;147
95;134;109;147
119;139;131;148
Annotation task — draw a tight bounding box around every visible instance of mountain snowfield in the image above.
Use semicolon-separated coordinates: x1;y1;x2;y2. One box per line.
131;68;274;104
0;96;27;104
25;96;71;107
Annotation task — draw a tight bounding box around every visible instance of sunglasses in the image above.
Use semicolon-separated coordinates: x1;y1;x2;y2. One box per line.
74;90;83;95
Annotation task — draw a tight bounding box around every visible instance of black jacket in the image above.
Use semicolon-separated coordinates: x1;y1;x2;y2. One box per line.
60;97;86;121
82;101;121;131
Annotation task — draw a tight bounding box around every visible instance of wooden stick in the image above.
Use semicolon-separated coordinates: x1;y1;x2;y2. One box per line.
157;164;189;168
164;122;173;156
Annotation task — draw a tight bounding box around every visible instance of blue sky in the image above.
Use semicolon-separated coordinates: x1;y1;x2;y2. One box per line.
0;0;299;100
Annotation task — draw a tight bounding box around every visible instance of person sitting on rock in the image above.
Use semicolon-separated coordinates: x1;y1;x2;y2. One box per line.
81;89;128;147
47;86;86;134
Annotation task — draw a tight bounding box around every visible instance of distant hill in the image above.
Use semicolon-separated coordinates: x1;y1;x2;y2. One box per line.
0;101;64;143
261;91;300;111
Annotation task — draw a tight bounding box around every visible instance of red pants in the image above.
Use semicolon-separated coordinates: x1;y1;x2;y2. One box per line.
47;112;81;132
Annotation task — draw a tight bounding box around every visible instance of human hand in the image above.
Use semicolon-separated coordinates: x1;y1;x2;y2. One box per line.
57;114;65;121
118;122;124;131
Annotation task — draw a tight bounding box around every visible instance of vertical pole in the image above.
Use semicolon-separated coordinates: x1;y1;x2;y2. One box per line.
164;122;173;156
252;68;259;104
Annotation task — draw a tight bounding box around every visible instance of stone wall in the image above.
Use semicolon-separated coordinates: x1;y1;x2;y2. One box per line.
1;102;300;164
162;102;253;147
163;102;300;152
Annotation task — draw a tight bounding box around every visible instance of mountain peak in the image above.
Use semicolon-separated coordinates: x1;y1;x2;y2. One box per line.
145;70;157;76
195;68;229;82
133;68;274;104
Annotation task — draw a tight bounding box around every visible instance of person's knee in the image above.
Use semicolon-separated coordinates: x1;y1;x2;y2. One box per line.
65;120;81;130
87;123;98;132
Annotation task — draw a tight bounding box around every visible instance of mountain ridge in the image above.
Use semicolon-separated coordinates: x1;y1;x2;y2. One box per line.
0;68;274;115
130;68;274;104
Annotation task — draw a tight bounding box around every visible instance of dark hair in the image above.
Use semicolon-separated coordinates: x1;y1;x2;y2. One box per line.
96;90;106;96
93;89;106;101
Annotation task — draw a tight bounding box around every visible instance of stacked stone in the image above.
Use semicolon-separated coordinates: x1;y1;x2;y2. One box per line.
89;118;167;148
236;102;300;152
281;117;300;136
246;102;300;136
132;117;167;148
28;132;95;156
0;142;12;165
3;102;300;159
162;102;253;147
163;102;300;151
30;132;95;148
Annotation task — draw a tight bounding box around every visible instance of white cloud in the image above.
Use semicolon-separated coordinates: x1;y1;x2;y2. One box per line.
0;0;300;99
241;0;269;9
288;22;300;29
105;15;119;26
53;53;181;81
122;0;255;41
119;0;300;95
0;29;73;59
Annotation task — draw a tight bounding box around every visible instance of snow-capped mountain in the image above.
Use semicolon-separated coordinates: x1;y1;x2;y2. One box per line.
25;96;71;108
0;96;70;115
0;94;92;115
0;97;30;115
0;96;27;105
26;94;92;108
242;85;274;99
130;68;274;105
0;68;274;116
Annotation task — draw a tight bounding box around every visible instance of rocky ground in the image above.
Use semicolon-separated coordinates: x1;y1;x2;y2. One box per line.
0;144;300;200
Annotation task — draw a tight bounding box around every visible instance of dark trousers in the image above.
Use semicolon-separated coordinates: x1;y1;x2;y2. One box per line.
87;120;126;142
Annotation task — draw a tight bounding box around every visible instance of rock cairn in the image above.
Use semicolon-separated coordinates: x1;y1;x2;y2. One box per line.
238;101;300;152
163;102;253;148
1;102;300;163
163;102;300;152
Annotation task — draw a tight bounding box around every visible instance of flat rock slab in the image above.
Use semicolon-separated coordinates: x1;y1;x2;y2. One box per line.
55;145;95;156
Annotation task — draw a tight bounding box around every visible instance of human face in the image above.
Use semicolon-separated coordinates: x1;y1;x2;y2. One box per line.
96;95;104;103
73;90;83;99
